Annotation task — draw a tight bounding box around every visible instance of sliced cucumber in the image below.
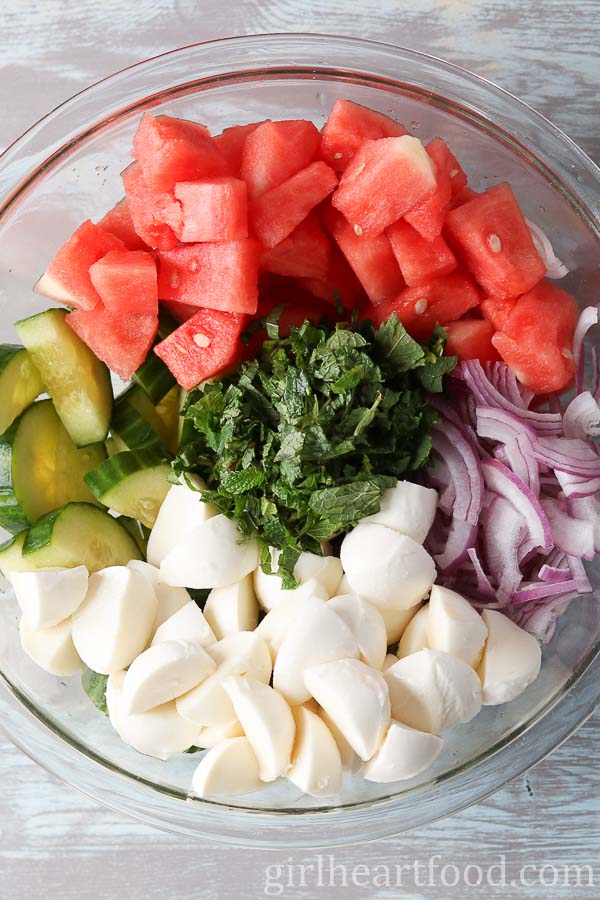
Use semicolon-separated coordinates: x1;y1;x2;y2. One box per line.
157;308;179;339
84;448;172;528
0;400;106;534
15;308;113;446
111;385;167;451
116;515;148;555
155;384;181;454
132;352;176;404
0;531;26;576
0;345;45;434
18;502;141;572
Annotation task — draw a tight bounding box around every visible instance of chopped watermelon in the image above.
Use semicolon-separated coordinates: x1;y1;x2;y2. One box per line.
174;177;248;242
132;113;229;192
122;163;181;251
250;161;338;249
297;246;365;310
319;99;407;173
89;250;158;315
449;186;478;209
241;120;320;198
404;142;453;241
386;219;456;287
67;306;157;380
445;183;546;298
157;239;260;315
260;212;331;280
332;136;438;236
444;319;499;363
35;220;124;310
322;205;404;306
214;121;265;175
426;138;468;196
480;296;517;331
154;307;247;389
492;333;575;395
98;198;148;250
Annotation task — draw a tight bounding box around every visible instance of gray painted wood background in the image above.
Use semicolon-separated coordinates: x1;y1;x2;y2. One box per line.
1;1;599;897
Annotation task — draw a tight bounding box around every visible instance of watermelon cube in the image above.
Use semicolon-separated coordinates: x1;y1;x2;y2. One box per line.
241;120;320;198
214;121;265;175
157;239;260;315
404;144;453;241
386;219;457;286
174;177;248;242
35;220;124;310
444;319;500;364
154;307;247;389
67;305;158;380
98;198;148;250
260;212;331;281
491;333;575;395
122;163;181;251
297;246;365;310
132;113;229;192
445;183;546;298
480;296;517;331
320;99;407;173
449;186;479;210
250;161;338;249
322;205;404;306
501;280;579;347
426;138;468;196
89;249;158;315
332;136;437;236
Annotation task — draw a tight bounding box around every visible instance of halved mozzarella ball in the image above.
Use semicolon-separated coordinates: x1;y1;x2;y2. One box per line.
11;566;88;630
72;566;157;675
19;616;81;676
340;524;435;609
328;594;387;670
337;574;353;594
127;560;190;628
195;718;244;748
146;476;217;566
122;640;216;714
427;585;488;668
362;481;438;544
397;604;430;658
383;653;399;671
192;737;262;798
254;549;342;612
384;649;481;734
364;720;443;783
106;671;197;760
151;600;215;648
379;604;420;645
223;676;295;782
273;600;359;704
204;574;259;640
294;553;343;598
160;515;259;589
319;708;362;773
304;658;390;761
477;609;542;705
176;631;272;726
288;706;342;797
256;590;326;662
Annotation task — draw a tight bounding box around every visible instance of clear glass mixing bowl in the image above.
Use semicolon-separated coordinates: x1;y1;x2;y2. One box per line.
0;34;599;848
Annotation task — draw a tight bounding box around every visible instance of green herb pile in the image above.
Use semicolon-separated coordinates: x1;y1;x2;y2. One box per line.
174;314;455;586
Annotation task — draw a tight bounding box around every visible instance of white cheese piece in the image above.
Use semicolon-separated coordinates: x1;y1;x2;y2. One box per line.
256;589;327;662
204;574;259;640
328;594;387;670
71;566;157;675
11;566;88;630
254;548;342;611
361;480;438;543
223;676;295;782
287;706;342;797
340;524;435;609
379;604;420;645
477;609;542;705
397;604;430;658
337;574;353;594
294;553;343;598
383;653;399;671
384;648;482;733
151;600;216;649
192;737;262;798
364;720;444;783
19;616;81;676
195;719;244;749
304;658;390;761
319;708;362;773
146;476;218;566
122;640;216;714
160;514;259;589
427;584;488;669
273;599;359;704
127;559;190;628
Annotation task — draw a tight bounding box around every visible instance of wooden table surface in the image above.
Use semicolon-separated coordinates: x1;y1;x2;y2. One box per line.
1;1;599;897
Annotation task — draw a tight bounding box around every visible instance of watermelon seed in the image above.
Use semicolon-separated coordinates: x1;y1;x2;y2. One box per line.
450;168;459;178
353;224;363;236
415;299;428;315
170;272;181;288
487;233;502;253
193;332;211;349
189;261;199;273
334;152;343;160
562;347;574;360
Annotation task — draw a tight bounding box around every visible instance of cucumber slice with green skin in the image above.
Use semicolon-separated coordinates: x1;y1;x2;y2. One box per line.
0;345;45;434
0;531;26;576
157;308;179;339
132;352;176;404
155;384;181;454
0;400;106;534
15;308;113;447
111;385;167;451
19;502;141;572
84;448;172;528
116;515;148;555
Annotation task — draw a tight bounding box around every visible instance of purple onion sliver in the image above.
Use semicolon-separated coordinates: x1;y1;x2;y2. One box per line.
512;579;579;605
567;555;593;594
562;392;600;440
538;564;573;584
434;518;477;574
482;458;553;550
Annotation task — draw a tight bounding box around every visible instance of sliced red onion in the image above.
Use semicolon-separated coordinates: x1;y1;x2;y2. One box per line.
592;345;600;398
532;437;600;477
563;391;600;440
513;593;577;643
567;555;593;594
555;469;600;498
540;497;595;560
482;458;553;550
538;564;572;583
573;306;599;366
431;423;483;526
434;518;477;574
525;218;569;280
466;547;496;600
512;579;579;605
482;496;527;603
568;495;600;552
476;406;536;444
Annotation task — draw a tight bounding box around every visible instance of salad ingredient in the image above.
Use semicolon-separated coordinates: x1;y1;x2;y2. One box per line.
19;616;81;676
361;480;438;542
214;121;263;175
340;524;436;609
98;198;147;251
384;649;482;733
241;119;320;198
254;550;339;611
319;99;407;173
110;385;167;452
81;665;109;713
174;177;248;243
427;584;488;668
319;707;362;774
146;477;217;567
328;594;387;670
378;604;420;645
11;565;88;630
192;736;262;798
404;146;452;242
386;219;456;287
126;560;191;628
304;658;391;761
15;308;113;446
121;162;181;250
67;305;158;383
132;351;176;405
383;653;399;671
363;720;444;783
525;219;569;280
255;590;327;661
71;566;157;674
397;605;430;658
261;212;331;281
84;448;171;528
444;319;499;365
204;575;259;639
0;345;44;434
195;719;245;749
222;675;295;782
426;138;467;198
89;249;158;315
151;599;215;648
287;705;342;797
477;609;542;705
293;552;344;598
121;640;216;714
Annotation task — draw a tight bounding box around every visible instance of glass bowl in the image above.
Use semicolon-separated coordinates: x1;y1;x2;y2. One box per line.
0;34;599;849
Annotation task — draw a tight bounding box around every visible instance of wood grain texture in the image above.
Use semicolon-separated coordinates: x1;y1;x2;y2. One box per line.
0;1;599;897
